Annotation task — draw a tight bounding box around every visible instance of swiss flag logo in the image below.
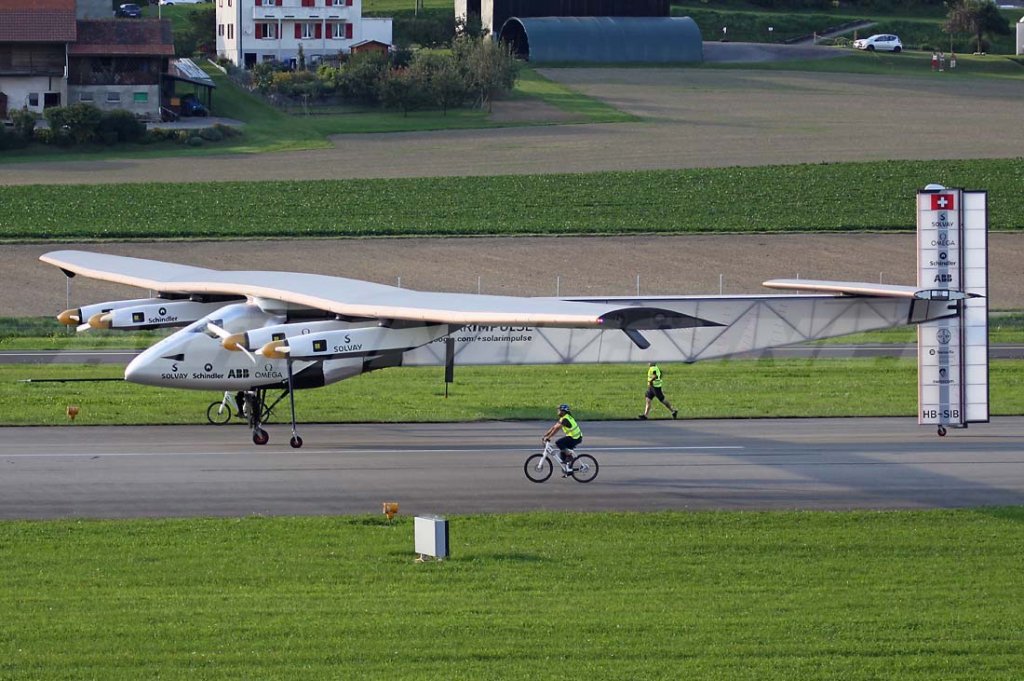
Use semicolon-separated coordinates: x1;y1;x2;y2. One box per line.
931;194;955;211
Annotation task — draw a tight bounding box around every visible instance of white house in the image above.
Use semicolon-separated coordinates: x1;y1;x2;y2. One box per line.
215;0;392;69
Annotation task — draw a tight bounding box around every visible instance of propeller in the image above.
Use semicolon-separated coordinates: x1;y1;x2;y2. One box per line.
206;322;257;364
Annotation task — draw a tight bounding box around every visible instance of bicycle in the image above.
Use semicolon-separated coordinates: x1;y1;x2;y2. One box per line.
206;391;237;425
524;440;599;483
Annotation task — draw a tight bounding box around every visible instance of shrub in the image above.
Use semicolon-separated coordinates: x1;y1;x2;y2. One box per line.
32;128;54;145
186;135;204;147
197;126;223;142
10;108;37;140
44;103;103;145
212;123;239;138
0;124;29;151
269;70;321;98
97;109;147;144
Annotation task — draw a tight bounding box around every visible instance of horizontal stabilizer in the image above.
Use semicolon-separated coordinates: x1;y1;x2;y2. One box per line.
762;279;968;299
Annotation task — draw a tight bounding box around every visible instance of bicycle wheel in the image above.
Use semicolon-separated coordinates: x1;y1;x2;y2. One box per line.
570;454;599;483
524;453;553;483
206;401;232;425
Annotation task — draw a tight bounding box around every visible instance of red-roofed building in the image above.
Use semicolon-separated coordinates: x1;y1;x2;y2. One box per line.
68;19;174;119
0;0;76;117
0;0;174;121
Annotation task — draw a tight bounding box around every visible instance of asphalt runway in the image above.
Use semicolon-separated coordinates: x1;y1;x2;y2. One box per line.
1;417;1021;520
3;344;1022;366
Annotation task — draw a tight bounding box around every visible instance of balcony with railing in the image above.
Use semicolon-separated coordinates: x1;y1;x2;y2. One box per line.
0;46;65;77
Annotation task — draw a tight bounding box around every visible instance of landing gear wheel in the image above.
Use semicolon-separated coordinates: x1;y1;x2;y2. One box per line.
252;428;269;445
524;453;553;483
290;435;303;449
206;401;231;425
937;426;947;437
570;454;599;483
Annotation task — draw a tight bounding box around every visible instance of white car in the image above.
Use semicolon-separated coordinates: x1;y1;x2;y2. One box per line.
853;34;903;52
159;0;208;5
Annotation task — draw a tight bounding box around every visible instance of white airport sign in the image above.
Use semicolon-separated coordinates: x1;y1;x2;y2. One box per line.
917;187;988;429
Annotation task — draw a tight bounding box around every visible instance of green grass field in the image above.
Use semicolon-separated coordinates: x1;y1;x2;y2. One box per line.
3;358;1022;426
2;509;1022;679
2;158;1023;240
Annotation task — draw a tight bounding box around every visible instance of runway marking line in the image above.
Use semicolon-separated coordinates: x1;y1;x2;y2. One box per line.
1;445;744;458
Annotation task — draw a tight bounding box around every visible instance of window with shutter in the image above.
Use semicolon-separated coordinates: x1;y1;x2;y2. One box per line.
315;23;322;39
345;23;352;39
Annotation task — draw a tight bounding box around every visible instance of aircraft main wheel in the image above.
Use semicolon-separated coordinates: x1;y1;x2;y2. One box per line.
253;428;269;445
937;426;947;437
290;435;303;449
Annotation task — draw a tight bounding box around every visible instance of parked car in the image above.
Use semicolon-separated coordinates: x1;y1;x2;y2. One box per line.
179;94;208;117
114;3;143;17
159;0;210;5
853;34;902;52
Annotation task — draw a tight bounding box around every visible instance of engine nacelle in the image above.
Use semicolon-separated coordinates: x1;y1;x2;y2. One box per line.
260;325;449;360
221;319;356;353
92;299;240;330
58;297;166;327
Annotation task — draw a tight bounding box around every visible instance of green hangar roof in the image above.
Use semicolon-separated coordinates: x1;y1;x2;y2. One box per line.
498;16;703;64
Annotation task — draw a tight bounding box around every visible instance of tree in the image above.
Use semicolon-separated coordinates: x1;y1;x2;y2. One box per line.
175;6;216;57
452;36;519;112
409;53;467;115
944;0;1011;53
378;68;428;116
337;51;390;105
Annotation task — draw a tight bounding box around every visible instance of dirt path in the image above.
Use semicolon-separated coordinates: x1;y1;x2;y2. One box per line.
7;233;1022;317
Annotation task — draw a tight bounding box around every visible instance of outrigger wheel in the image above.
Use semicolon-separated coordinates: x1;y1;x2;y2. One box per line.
937;426;947;437
253;427;270;445
290;435;303;449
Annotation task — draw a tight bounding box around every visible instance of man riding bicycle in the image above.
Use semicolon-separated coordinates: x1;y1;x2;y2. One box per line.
543;404;583;474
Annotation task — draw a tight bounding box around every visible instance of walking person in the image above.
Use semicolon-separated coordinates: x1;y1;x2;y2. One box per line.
638;362;678;420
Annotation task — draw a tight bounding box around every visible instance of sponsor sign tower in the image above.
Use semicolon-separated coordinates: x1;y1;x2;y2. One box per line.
916;186;989;434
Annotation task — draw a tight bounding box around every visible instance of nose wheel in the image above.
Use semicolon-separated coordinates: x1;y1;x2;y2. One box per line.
252;427;269;445
937;425;947;437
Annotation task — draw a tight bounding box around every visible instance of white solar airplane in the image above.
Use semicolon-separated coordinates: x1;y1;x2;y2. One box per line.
42;250;968;447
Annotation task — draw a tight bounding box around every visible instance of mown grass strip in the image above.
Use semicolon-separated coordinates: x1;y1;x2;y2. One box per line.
1;509;1023;679
2;158;1022;240
2;358;1021;426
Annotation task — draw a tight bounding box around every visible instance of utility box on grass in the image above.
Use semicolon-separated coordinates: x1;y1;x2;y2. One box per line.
414;515;449;560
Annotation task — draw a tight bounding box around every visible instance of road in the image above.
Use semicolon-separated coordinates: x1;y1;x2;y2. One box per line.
1;417;1021;519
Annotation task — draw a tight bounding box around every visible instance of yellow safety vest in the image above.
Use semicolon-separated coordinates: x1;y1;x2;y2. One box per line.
647;365;663;388
560;413;582;438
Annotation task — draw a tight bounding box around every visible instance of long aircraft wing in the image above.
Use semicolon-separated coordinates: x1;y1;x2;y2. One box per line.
39;250;715;329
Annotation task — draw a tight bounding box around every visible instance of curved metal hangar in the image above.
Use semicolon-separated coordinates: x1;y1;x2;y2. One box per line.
498;16;703;63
